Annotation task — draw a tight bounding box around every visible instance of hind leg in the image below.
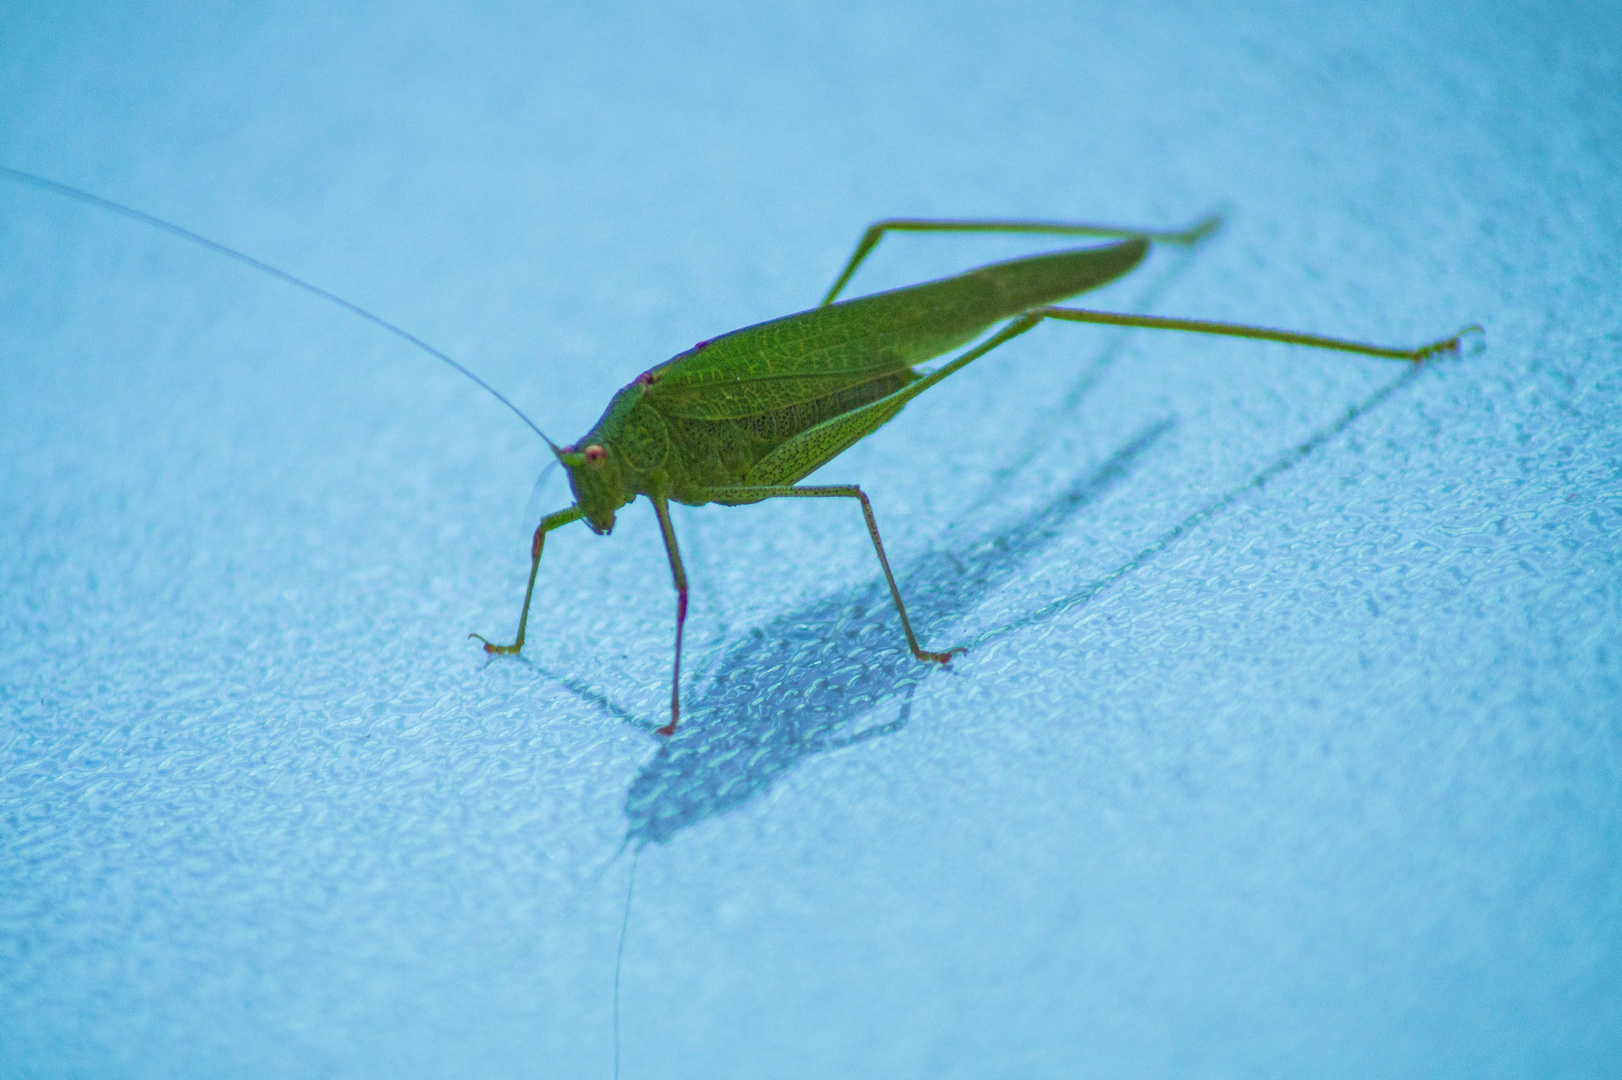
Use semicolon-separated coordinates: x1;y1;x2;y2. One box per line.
820;211;1223;305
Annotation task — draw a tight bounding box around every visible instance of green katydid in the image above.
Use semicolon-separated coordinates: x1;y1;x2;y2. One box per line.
471;213;1478;736
3;168;1480;738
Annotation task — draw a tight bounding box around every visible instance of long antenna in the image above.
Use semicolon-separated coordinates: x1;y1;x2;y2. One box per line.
1;165;557;449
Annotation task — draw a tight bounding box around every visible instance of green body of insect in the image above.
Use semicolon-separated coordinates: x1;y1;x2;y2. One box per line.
471;214;1480;737
566;236;1152;532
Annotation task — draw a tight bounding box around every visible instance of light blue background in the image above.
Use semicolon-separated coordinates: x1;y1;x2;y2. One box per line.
3;2;1618;1077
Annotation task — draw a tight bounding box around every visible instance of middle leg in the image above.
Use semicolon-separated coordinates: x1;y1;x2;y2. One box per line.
699;483;962;665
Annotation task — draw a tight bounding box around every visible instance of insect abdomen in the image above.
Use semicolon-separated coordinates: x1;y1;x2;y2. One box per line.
966;237;1150;316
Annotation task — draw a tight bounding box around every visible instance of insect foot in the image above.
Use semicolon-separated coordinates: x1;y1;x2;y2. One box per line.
1414;323;1486;363
468;633;521;655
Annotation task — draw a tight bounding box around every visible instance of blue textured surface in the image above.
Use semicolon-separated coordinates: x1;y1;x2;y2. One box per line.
3;2;1620;1077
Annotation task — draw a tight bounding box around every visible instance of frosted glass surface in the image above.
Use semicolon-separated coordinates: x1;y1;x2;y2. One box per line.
2;2;1618;1077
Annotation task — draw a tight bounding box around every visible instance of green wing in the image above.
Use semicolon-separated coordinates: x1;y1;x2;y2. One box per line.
648;238;1149;421
743;391;912;486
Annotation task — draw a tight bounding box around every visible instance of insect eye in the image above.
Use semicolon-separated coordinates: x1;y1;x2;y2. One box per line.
584;444;607;465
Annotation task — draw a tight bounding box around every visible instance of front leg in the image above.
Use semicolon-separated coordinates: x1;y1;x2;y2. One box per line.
470;504;584;655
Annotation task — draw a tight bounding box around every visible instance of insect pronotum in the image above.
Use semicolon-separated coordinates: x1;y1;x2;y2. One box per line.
7;167;1482;737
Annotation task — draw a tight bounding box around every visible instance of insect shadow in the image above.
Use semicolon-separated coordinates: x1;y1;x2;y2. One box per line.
621;416;1175;846
541;358;1428;850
